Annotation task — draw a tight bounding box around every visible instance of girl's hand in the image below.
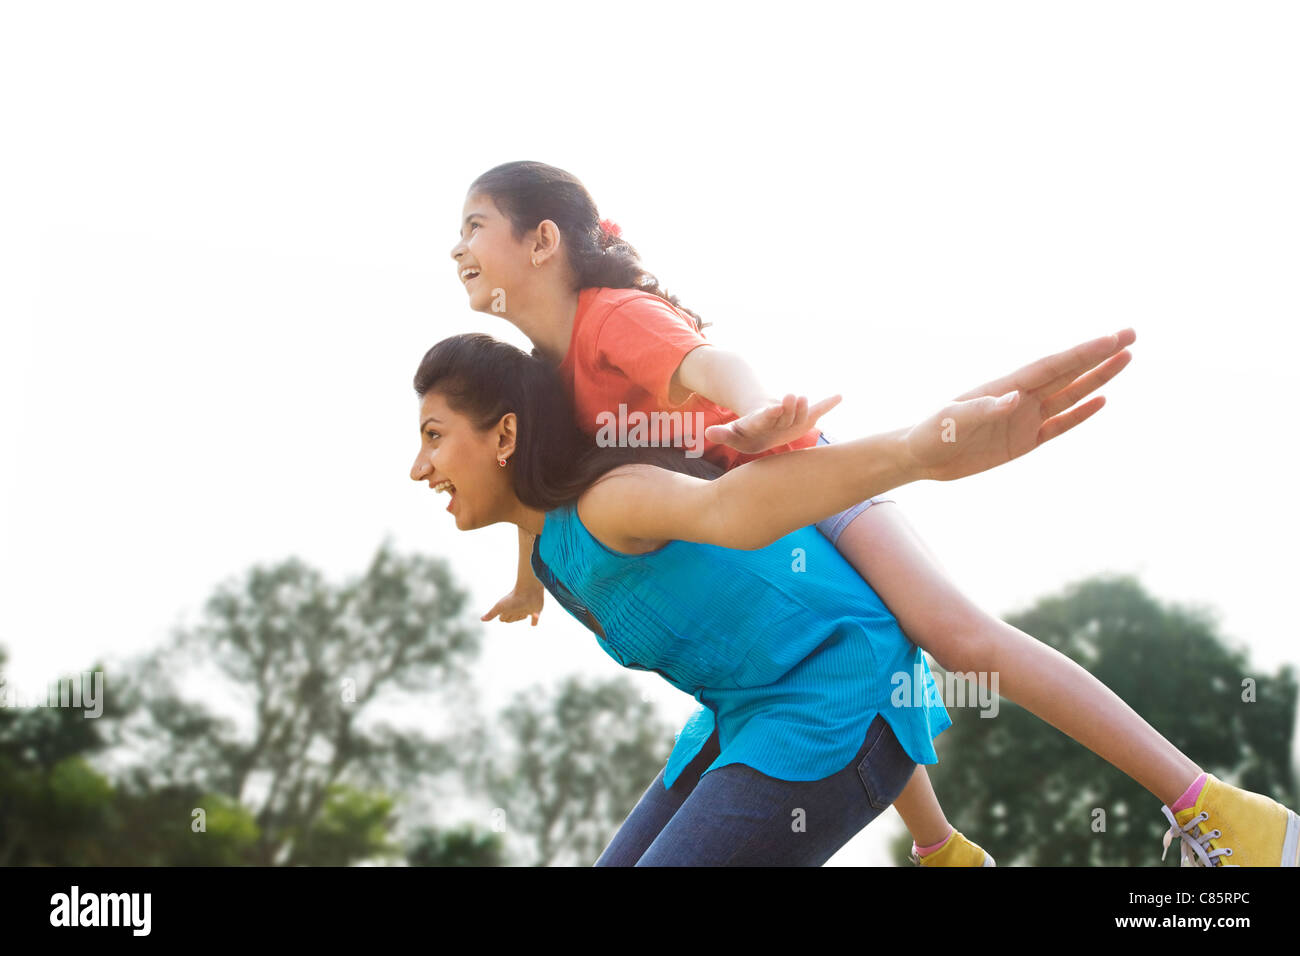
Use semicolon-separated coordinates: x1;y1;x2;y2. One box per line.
904;329;1136;482
705;393;843;454
482;584;545;626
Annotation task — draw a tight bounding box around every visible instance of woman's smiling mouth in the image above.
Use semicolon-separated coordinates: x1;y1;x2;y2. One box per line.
432;478;457;512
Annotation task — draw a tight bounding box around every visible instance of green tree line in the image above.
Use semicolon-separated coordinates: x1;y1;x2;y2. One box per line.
2;541;1294;866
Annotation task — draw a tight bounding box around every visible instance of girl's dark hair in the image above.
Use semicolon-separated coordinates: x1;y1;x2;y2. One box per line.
414;333;723;511
468;160;710;333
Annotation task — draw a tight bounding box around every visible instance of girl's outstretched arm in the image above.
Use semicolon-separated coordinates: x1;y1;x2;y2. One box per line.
580;330;1134;553
672;345;773;417
674;346;834;453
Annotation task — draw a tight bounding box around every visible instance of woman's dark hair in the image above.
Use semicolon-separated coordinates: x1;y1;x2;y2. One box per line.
414;333;723;511
468;160;710;333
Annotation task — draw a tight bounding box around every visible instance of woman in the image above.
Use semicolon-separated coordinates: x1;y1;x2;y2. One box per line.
404;328;1215;866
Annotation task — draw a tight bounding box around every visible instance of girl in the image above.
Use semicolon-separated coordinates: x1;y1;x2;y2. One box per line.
411;328;1137;864
449;161;1299;868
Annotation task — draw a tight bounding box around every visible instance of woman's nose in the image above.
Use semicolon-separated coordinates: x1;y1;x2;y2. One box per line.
411;456;427;481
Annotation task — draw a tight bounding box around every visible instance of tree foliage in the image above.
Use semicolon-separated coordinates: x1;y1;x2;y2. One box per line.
465;675;677;866
1;540;494;865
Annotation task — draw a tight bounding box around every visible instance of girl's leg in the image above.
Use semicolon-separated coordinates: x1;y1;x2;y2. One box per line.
635;715;916;866
891;766;955;847
836;501;1202;806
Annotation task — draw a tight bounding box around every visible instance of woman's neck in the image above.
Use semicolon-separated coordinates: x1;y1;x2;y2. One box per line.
508;502;547;538
506;286;581;367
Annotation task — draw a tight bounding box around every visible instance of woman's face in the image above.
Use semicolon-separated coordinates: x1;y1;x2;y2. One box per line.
449;192;532;315
410;389;516;531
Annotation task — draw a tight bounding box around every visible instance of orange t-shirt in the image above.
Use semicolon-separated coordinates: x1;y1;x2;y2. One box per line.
555;287;820;472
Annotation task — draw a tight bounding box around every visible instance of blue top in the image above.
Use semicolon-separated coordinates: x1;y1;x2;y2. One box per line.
531;500;950;790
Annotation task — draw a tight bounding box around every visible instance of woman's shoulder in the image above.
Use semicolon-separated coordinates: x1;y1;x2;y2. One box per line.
575;464;680;557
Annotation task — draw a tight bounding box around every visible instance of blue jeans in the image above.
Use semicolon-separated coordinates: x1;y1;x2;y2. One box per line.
813;430;894;545
593;714;916;866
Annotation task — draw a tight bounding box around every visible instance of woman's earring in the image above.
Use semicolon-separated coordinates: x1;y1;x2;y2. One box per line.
498;458;507;467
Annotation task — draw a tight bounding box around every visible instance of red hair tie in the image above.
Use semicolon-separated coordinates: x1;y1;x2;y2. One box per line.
599;218;622;239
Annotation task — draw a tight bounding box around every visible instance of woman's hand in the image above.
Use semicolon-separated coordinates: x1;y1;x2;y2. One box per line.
904;329;1136;482
482;583;545;626
705;393;842;454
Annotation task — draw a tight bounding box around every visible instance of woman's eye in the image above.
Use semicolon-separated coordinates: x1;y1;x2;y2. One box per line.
425;430;439;440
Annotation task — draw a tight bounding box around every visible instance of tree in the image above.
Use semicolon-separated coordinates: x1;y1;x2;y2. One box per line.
405;824;506;866
0;647;117;865
108;537;484;865
282;784;402;866
889;574;1298;866
466;675;677;866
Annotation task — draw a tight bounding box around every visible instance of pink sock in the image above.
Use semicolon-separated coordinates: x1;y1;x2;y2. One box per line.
913;826;955;856
1170;773;1208;812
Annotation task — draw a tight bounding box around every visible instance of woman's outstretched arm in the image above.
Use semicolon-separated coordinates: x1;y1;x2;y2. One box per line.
580;329;1135;553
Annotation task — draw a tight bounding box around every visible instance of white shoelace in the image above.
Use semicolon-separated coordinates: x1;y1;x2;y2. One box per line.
1161;806;1237;866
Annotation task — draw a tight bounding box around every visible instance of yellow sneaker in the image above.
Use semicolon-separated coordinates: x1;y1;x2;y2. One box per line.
910;829;995;867
1161;774;1300;867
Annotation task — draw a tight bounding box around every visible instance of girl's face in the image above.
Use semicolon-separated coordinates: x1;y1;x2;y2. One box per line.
410;389;517;531
449;192;532;315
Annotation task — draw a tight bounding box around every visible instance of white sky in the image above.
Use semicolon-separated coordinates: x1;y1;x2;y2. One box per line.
2;2;1297;865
